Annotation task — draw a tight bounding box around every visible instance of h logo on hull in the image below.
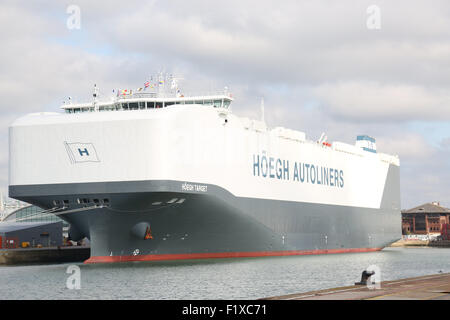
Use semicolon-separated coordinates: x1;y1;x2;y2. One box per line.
64;142;100;164
78;148;89;157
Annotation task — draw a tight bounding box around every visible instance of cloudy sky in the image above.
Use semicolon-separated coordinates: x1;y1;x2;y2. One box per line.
0;0;449;209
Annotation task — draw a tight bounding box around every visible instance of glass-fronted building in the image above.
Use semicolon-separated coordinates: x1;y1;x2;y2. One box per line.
2;205;69;235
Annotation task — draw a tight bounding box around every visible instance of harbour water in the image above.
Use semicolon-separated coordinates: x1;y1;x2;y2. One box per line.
0;247;449;300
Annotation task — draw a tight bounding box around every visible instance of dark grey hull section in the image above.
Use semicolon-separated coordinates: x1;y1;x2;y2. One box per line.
9;166;401;262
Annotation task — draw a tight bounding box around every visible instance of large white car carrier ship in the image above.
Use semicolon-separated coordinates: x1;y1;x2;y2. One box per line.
8;74;401;263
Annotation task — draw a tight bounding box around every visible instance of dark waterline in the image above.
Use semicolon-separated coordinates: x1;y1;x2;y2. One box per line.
0;247;449;299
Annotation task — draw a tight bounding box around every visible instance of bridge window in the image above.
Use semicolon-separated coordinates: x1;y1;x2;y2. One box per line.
66;97;231;113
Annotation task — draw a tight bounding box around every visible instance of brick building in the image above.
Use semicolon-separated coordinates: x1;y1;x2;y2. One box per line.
402;202;450;235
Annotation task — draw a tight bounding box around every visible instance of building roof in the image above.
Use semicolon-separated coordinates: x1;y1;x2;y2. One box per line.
2;204;33;222
0;221;61;233
402;202;450;214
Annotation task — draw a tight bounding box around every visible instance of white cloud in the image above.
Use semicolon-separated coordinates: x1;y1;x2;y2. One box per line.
313;82;450;122
376;134;436;159
0;0;449;209
441;138;450;149
76;0;450;86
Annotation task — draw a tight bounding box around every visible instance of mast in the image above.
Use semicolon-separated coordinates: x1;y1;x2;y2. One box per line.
93;84;99;112
0;192;4;212
261;97;265;123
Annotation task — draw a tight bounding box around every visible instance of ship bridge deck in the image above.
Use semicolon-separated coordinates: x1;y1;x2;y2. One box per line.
61;92;233;114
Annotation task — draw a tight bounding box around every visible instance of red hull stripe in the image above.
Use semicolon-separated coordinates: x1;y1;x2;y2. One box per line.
84;247;383;264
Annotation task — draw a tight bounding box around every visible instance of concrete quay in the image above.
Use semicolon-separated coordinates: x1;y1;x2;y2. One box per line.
263;273;450;300
0;246;90;265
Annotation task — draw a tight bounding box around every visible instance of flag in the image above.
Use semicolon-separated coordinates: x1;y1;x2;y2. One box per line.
121;89;132;96
144;81;150;88
64;142;100;164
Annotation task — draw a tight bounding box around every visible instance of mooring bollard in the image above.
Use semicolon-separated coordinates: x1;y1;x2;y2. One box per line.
355;270;375;285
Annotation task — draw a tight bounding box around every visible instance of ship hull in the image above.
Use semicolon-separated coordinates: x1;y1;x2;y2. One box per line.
8;106;402;263
9;165;401;263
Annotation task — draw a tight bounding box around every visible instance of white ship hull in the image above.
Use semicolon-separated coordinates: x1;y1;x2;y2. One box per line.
9;105;401;262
